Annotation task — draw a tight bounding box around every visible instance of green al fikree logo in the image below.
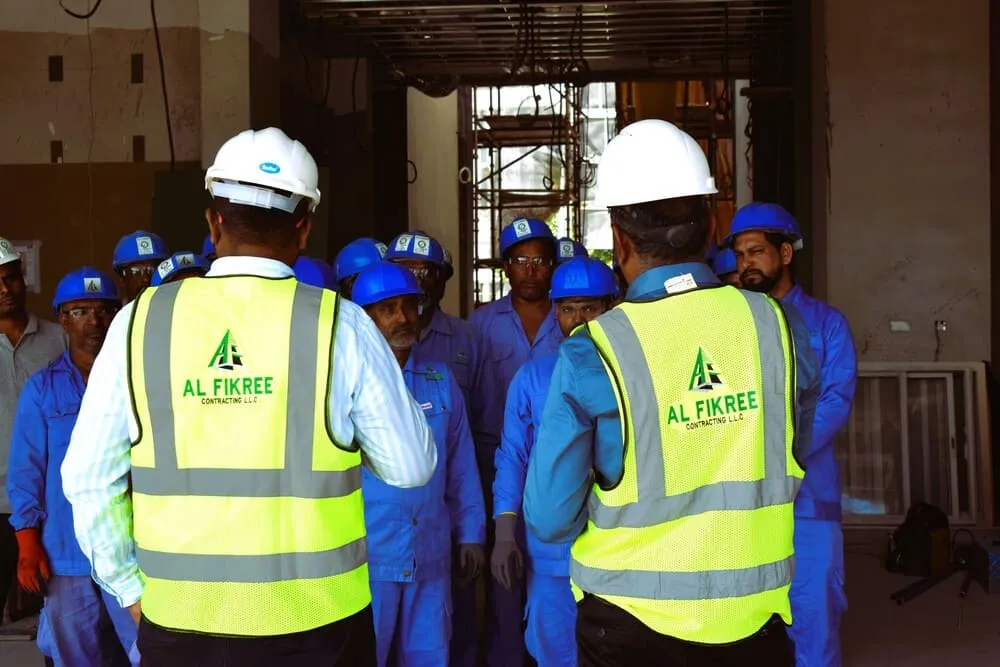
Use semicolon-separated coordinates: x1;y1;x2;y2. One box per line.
182;330;274;404
667;347;760;430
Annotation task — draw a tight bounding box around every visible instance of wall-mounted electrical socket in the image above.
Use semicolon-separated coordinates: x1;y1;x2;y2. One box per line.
889;320;911;332
935;320;948;333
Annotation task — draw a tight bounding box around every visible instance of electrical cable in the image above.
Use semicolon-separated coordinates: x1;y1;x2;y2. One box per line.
934;327;943;362
150;0;175;170
60;0;103;19
352;54;366;151
86;12;95;263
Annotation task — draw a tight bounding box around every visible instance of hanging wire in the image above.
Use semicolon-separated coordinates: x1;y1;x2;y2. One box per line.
60;0;103;19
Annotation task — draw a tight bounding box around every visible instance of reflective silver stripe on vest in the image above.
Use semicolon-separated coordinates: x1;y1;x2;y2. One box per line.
137;536;368;583
570;555;794;601
586;291;798;531
131;280;361;500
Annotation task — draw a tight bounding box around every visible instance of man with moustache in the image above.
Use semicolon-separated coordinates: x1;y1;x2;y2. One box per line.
351;261;485;666
6;267;138;666
726;202;857;667
467;217;563;667
0;236;66;625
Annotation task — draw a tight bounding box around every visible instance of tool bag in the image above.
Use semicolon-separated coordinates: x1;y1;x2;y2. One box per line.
885;502;951;577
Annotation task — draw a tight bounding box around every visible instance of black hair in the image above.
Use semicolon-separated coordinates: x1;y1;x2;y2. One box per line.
609;196;710;264
762;231;798;280
210;194;310;248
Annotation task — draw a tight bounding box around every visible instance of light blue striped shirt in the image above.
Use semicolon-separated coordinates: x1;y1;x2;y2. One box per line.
60;256;437;608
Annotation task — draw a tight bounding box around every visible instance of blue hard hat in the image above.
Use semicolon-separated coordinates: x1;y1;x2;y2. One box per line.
499;217;556;257
704;238;721;263
550;257;618;301
712;248;737;277
293;255;337;290
201;235;216;257
556;237;588;264
723;202;803;251
151;252;211;287
351;261;424;308
386;232;446;266
52;266;120;313
334;238;388;283
441;246;454;280
112;231;169;269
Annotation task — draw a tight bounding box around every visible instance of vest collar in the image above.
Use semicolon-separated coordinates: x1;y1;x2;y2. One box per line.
207;256;295;279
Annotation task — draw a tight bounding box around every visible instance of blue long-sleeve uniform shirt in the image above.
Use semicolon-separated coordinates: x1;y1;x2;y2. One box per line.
7;352;92;576
783;284;857;521
523;262;822;544
468;295;564;446
414;309;500;448
363;351;486;582
493;352;570;576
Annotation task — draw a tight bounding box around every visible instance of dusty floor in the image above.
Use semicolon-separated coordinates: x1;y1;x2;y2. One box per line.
2;532;999;666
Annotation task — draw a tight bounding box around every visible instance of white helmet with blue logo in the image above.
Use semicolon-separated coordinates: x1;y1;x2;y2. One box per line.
205;128;321;214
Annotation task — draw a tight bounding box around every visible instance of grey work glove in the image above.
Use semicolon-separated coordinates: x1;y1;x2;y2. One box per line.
490;514;524;591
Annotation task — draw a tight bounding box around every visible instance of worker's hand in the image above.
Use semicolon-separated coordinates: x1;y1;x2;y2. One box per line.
127;600;142;626
458;543;485;586
490;515;524;591
14;528;50;594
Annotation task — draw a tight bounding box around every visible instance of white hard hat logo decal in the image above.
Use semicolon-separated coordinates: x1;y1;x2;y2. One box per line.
157;259;173;278
414;237;430;256
136;237;154;256
259;162;281;175
178;254;194;266
84;277;102;293
375;243;387;258
0;240;10;252
513;220;531;238
442;248;452;265
395;235;413;252
560;241;573;257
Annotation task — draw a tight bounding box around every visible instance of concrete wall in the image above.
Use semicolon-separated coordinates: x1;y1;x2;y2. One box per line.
823;0;990;361
407;89;461;316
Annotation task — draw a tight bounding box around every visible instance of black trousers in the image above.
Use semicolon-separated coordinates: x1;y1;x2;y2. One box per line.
137;605;378;667
576;595;793;667
0;516;15;624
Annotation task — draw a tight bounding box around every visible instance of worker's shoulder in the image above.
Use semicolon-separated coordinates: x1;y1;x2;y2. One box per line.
786;286;851;334
466;296;508;328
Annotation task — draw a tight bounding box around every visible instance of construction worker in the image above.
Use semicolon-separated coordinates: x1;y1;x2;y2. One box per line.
60;127;437;666
6;267;137;666
493;256;617;667
726;201;857;667
556;237;588;264
293;255;338;290
712;247;740;286
467;216;563;667
523;119;821;666
150;252;210;287
384;231;498;667
351;261;486;666
112;231;169;303
0;237;67;625
334;238;388;299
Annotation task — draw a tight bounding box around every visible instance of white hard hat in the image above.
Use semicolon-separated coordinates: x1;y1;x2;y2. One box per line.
0;236;20;268
205;128;321;213
595;119;717;208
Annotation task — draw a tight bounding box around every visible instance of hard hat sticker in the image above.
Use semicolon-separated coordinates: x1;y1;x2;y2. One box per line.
157;259;173;278
375;243;388;257
395;235;413;252
136;237;154;255
513;219;531;238
178;254;194;266
84;277;102;293
559;241;573;257
259;162;281;174
414;237;430;256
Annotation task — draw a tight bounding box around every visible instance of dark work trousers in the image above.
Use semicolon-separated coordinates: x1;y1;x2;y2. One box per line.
576;594;794;667
0;516;16;624
137;605;378;667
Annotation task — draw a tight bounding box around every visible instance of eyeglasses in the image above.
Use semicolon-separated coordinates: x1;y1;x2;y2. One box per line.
61;305;119;319
403;265;439;281
506;256;553;268
119;264;155;278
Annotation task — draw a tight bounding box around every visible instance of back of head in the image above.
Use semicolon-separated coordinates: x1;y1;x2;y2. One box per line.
205;128;320;256
596;119;717;266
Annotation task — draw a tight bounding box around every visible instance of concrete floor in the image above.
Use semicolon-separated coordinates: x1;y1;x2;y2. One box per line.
2;535;999;666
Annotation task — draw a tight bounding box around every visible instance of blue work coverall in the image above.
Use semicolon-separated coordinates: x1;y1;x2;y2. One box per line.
465;294;563;667
6;352;138;666
521;264;820;632
364;352;486;667
494;353;576;667
783;284;857;667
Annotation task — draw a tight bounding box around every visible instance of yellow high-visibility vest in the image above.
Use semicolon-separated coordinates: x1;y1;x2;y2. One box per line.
571;285;804;644
127;275;370;636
